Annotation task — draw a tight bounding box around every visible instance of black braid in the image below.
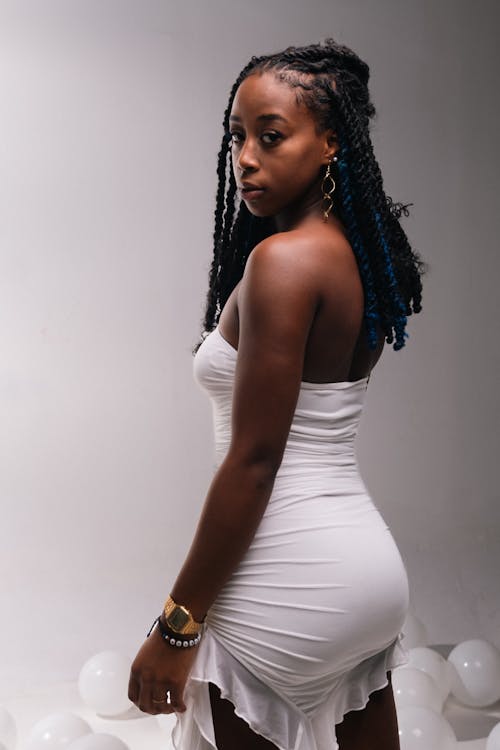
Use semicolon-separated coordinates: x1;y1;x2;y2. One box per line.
194;39;425;353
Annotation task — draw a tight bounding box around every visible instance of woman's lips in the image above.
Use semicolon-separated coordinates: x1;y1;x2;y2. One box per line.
240;187;266;201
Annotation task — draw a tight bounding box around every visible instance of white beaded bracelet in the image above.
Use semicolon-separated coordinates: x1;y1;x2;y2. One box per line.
147;616;202;648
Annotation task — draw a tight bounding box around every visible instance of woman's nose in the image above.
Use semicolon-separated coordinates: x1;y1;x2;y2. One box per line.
236;138;259;172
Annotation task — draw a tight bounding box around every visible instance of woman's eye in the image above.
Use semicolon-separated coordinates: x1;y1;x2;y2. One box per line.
228;131;282;147
261;132;282;144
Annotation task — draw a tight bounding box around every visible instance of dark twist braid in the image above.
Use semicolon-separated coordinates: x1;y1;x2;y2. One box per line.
194;38;425;353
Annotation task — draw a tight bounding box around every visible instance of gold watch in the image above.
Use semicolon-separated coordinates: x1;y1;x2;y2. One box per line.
163;595;204;635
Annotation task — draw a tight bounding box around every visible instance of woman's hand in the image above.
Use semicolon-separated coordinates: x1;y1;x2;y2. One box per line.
128;623;199;714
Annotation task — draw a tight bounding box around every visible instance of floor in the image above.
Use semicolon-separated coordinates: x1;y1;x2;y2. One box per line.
2;679;500;750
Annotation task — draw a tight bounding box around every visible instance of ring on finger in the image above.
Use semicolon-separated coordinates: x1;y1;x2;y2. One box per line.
152;691;171;704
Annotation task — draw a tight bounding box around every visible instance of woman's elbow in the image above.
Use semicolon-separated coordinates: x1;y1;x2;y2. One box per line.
223;443;283;485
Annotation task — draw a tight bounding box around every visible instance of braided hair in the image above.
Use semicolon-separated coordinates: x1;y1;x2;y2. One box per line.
194;38;425;353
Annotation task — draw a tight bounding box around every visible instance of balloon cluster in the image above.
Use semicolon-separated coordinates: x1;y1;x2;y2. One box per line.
0;651;146;750
1;622;500;750
24;716;127;750
395;611;500;750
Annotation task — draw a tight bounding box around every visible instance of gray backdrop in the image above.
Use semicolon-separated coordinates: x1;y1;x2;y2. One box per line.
1;0;498;696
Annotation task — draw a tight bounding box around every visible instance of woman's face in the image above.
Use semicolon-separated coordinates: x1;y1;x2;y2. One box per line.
229;71;337;223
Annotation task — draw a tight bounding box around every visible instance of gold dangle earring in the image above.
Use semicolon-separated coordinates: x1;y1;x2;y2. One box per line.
321;155;337;222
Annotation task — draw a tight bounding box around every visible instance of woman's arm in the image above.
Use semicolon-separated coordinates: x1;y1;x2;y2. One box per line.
128;232;327;715
169;233;322;621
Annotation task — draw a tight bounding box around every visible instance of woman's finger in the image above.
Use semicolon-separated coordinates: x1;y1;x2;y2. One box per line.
152;688;176;715
151;686;171;712
168;682;186;713
139;680;173;715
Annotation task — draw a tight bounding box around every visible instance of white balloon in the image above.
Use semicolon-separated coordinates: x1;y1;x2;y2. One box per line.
448;639;500;707
26;713;92;750
67;734;128;750
78;651;132;716
396;705;457;750
0;706;17;750
407;647;452;702
401;612;429;648
445;659;457;691
392;667;444;713
486;721;500;750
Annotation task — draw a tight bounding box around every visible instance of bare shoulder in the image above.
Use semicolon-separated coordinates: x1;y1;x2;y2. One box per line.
245;225;352;268
244;224;351;283
237;232;320;345
238;226;360;324
243;230;318;279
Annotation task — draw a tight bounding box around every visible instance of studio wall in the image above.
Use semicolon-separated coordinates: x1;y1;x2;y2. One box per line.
0;0;498;696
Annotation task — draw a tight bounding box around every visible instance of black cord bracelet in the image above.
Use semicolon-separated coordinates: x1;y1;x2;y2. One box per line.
147;616;202;648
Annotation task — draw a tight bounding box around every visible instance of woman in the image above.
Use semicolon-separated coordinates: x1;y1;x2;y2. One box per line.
128;38;424;750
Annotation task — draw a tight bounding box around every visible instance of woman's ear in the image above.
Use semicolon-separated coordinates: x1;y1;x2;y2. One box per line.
327;130;338;146
323;129;338;160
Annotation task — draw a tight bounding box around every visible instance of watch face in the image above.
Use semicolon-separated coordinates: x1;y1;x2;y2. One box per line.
168;606;190;632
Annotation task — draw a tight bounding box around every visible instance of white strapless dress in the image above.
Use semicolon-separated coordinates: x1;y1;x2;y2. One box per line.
172;326;410;750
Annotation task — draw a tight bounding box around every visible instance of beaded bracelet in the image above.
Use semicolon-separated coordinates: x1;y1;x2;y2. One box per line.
147;616;202;648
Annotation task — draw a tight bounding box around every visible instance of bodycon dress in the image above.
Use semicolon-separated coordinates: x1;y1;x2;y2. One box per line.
171;325;410;750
